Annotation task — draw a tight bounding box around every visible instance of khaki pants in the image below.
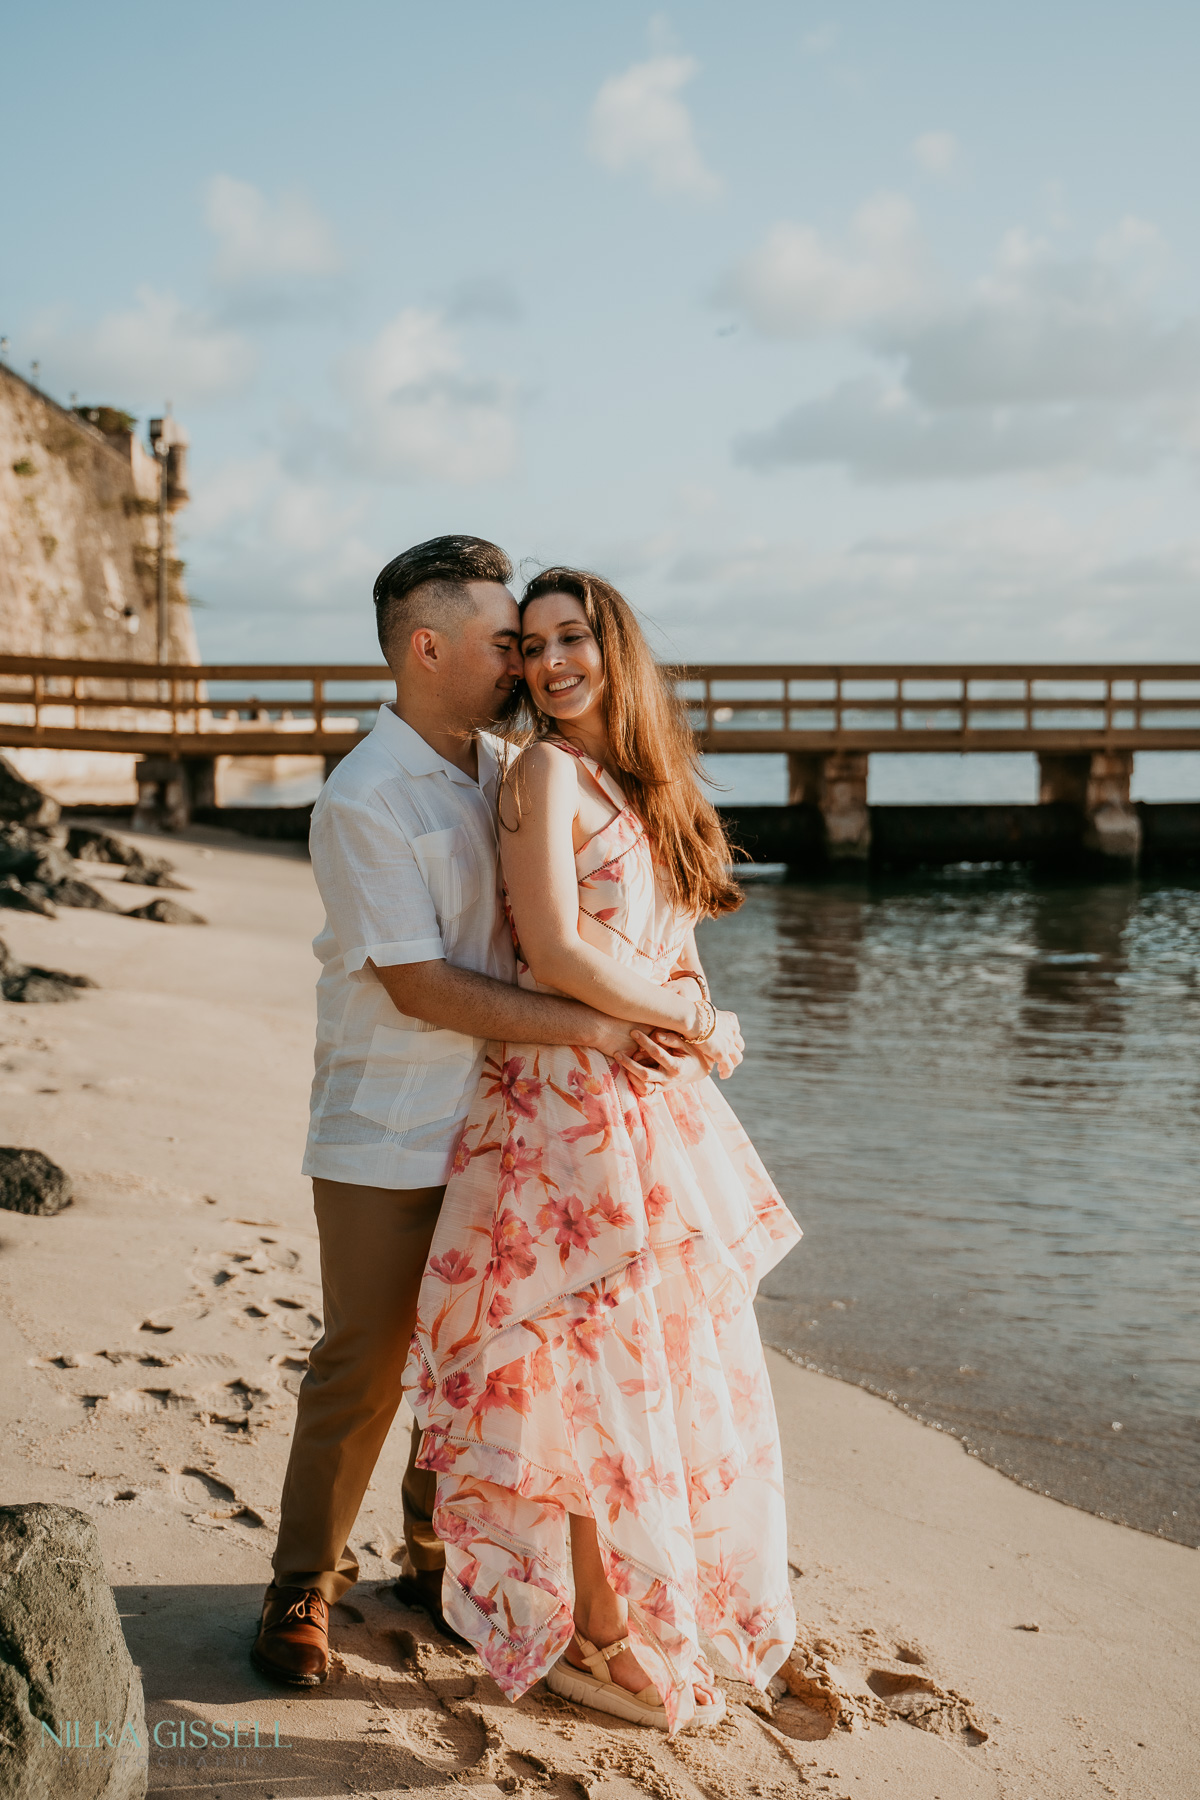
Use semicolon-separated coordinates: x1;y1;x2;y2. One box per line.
272;1178;445;1603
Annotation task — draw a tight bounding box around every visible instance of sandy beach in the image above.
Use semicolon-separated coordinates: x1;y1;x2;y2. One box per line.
0;824;1196;1800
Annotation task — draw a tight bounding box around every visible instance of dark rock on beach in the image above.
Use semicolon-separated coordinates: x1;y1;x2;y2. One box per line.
0;938;97;1003
0;1148;73;1215
0;1503;148;1800
120;863;188;889
0;823;73;885
67;825;142;865
123;897;207;925
47;876;123;913
68;825;186;887
0;754;61;828
0;876;56;917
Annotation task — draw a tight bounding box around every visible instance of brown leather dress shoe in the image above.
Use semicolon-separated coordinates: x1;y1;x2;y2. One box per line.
250;1584;329;1686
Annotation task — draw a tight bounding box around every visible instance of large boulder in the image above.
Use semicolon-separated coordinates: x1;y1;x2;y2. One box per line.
0;1503;147;1799
0;757;60;828
0;1149;73;1215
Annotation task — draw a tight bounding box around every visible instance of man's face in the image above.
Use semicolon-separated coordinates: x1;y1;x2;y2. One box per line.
444;581;523;730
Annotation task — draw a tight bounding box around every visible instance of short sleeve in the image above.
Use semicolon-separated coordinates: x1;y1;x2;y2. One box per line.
310;791;444;977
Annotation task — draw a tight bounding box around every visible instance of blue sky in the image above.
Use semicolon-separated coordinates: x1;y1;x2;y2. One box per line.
6;1;1200;666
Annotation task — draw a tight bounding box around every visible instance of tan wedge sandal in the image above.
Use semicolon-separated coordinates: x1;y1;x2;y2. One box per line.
545;1632;726;1730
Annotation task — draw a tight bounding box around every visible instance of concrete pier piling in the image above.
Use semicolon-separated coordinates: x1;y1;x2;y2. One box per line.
1037;749;1142;870
788;751;872;863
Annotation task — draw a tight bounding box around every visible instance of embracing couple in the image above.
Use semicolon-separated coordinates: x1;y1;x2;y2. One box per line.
251;536;801;1734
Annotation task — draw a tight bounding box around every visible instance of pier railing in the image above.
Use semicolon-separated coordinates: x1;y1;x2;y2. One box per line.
2;656;1200;756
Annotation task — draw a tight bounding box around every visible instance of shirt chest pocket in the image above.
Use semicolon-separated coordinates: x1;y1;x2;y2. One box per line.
410;825;481;927
351;1025;480;1133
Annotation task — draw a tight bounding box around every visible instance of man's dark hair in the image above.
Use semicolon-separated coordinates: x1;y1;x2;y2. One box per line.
372;535;512;660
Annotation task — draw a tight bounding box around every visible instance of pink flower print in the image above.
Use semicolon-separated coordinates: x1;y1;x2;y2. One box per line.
456;1554;482;1594
594;1187;634;1229
414;1356;435;1402
418;1434;460;1473
560;1067;619;1149
487;1056;544;1121
728;1366;763;1416
486;1289;514;1328
664;1084;706;1146
644;1182;672;1224
649;1459;682;1500
536;1193;600;1264
642;1580;679;1625
566;1307;610;1363
450;1130;472;1175
497;1135;544;1201
486;1208;538;1287
434;1509;479;1549
660;1311;691;1382
561;1379;602;1434
530;1341;557;1394
700;1550;752;1616
492;1635;553;1695
428;1246;478;1286
736;1602;775;1639
442;1369;475;1410
473;1358;532;1419
589;1451;650;1524
687;1465;712;1515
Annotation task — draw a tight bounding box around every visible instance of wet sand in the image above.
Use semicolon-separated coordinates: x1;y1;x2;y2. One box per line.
0;825;1195;1799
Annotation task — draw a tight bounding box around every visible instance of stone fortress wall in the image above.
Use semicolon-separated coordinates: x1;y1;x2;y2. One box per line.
0;362;199;800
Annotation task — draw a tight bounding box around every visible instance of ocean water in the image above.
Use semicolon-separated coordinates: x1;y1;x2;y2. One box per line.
698;872;1200;1546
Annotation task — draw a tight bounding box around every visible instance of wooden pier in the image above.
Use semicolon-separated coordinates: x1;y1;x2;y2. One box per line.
3;655;1200;869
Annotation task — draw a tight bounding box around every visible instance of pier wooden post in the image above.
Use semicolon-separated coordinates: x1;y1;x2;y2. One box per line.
185;757;217;810
134;756;190;831
787;751;871;864
1037;750;1141;868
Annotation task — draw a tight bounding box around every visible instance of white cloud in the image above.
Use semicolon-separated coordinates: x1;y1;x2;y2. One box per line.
32;286;255;404
205;174;341;286
336;307;518;484
727;209;1200;481
912;131;958;176
658;512;1200;661
715;195;925;335
588;54;722;201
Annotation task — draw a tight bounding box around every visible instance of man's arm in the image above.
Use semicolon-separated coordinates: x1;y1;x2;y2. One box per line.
368;957;640;1058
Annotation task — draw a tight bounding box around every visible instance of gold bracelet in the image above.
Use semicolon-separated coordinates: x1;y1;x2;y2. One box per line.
667;967;710;1000
682;997;717;1044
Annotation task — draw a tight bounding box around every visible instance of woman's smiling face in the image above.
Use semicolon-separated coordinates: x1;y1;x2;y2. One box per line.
520;593;604;723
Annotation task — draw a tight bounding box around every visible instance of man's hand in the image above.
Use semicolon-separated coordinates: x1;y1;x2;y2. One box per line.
614;1028;709;1096
585;1012;642;1062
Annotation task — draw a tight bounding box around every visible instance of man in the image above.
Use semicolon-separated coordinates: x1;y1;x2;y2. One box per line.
252;536;707;1685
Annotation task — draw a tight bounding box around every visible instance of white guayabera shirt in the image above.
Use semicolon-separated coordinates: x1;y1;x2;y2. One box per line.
303;705;516;1189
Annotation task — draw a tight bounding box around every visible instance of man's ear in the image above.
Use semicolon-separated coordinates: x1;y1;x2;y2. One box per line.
410;627;440;673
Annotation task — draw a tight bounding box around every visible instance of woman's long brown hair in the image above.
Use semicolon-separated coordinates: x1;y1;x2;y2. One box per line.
513;567;743;920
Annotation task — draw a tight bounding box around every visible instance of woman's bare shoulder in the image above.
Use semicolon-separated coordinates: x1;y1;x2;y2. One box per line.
500;740;578;827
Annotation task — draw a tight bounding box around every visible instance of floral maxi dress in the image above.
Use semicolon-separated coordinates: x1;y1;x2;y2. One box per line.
402;747;802;1733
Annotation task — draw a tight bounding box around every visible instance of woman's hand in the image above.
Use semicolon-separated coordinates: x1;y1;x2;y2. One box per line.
691;1008;743;1079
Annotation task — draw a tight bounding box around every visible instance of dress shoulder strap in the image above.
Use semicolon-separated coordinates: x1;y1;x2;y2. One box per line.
544;738;629;814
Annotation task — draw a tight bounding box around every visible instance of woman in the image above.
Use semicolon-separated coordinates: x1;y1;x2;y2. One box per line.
403;568;801;1734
